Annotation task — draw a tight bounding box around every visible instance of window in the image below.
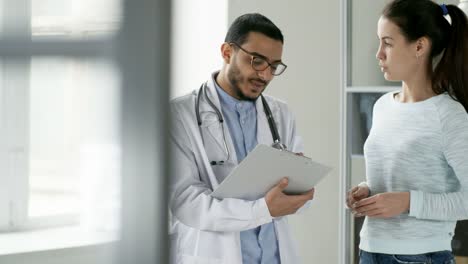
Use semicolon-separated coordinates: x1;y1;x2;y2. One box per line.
0;0;122;232
1;0;171;262
28;57;121;230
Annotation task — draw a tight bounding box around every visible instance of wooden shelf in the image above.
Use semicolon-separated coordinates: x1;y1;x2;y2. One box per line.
456;256;468;264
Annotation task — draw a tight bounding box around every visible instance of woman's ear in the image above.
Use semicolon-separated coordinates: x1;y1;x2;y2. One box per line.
415;36;430;59
221;42;233;64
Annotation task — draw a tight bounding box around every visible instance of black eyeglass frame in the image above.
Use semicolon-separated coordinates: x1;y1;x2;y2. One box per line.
229;42;287;76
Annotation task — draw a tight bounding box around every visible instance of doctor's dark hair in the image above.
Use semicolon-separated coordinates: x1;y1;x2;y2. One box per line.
382;0;468;112
224;13;284;45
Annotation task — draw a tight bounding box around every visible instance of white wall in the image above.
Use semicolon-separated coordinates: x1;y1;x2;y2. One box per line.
170;0;228;98
351;0;392;86
228;1;341;263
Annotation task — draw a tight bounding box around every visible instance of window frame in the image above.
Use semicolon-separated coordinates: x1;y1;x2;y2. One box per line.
0;0;31;231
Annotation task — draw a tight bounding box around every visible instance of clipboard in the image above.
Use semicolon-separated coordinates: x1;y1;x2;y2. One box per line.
211;144;332;200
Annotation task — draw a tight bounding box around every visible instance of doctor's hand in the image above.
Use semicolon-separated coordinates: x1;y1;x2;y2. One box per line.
265;178;315;217
346;185;370;216
352;192;410;218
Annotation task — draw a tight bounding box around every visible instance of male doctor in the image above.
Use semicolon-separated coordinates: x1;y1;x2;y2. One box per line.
169;13;315;264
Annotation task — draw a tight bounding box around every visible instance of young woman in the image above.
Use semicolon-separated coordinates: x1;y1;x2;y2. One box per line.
346;0;468;263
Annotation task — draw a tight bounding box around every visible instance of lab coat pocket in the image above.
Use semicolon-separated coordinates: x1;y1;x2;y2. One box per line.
200;121;229;163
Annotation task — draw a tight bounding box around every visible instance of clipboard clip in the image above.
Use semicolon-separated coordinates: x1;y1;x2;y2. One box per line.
272;140;287;151
272;142;311;160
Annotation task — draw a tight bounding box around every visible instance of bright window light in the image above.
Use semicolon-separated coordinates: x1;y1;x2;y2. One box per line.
22;0;122;230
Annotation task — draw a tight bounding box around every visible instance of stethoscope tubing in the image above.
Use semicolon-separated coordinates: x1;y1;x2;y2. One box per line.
195;82;284;164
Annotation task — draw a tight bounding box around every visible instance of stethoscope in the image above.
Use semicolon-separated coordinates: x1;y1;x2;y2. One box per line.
195;82;286;166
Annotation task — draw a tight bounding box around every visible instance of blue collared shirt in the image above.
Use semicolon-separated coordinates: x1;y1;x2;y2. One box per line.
215;82;280;264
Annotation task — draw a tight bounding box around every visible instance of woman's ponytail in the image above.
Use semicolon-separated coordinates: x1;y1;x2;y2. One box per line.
433;5;468;112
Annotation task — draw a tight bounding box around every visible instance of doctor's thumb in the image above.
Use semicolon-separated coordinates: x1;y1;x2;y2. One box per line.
277;178;289;190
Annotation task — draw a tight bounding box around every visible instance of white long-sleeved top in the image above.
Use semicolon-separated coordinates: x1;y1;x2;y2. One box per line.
360;91;468;254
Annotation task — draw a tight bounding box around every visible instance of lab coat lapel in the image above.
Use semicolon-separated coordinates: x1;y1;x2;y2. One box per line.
204;77;239;165
256;95;275;147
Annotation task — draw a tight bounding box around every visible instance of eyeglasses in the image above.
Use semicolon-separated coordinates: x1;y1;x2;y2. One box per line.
229;42;287;76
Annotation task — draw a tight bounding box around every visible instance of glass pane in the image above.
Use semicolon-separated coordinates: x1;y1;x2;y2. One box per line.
0;59;8;229
28;56;121;231
347;92;384;156
0;58;31;230
31;0;123;38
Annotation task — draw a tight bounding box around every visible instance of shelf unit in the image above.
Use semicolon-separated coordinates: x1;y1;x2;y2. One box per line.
339;1;400;262
343;90;393;263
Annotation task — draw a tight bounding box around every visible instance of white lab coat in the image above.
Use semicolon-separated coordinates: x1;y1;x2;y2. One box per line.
169;73;305;264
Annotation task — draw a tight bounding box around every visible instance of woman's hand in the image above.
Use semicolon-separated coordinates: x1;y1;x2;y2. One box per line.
352;192;410;218
346;185;370;215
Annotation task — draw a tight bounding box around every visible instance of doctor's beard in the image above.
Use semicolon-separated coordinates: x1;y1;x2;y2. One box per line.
227;60;268;101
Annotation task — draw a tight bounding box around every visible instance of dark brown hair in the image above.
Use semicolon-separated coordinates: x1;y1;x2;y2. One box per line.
383;0;468;112
225;13;284;45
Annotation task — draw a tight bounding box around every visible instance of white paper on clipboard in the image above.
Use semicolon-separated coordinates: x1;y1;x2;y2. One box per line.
211;144;332;201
